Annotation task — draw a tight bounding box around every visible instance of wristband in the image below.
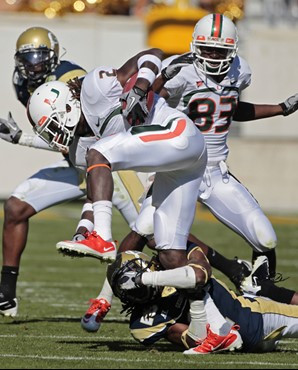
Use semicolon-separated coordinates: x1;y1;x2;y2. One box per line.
137;67;156;85
137;55;162;72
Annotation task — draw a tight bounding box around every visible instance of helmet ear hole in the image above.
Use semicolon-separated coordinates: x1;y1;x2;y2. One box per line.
66;104;71;113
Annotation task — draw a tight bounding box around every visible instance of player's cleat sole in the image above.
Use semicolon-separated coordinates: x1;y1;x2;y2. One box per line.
0;298;18;318
56;232;117;263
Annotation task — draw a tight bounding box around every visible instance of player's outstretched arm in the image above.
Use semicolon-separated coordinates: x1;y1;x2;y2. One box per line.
234;93;298;121
0;111;60;151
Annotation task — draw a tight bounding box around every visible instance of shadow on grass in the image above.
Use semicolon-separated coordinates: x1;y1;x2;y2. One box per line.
56;339;181;353
0;317;127;325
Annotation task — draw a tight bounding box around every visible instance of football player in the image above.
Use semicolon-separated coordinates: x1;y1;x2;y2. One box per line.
27;50;245;353
153;13;298;282
0;27;149;318
109;250;298;354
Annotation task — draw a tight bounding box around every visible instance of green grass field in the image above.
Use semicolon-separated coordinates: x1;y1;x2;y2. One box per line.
0;201;297;369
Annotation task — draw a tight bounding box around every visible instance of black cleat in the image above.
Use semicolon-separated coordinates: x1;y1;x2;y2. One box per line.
0;292;18;317
229;257;252;292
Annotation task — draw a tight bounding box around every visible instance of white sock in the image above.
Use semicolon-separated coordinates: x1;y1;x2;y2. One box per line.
204;293;232;336
187;300;208;342
93;200;113;241
96;278;113;304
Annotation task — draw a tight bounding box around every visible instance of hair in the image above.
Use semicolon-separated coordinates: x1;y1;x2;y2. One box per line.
67;77;82;101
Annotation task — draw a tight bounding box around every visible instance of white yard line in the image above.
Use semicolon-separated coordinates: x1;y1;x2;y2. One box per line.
0;353;297;367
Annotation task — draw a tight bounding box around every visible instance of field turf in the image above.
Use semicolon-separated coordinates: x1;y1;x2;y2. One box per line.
0;201;297;369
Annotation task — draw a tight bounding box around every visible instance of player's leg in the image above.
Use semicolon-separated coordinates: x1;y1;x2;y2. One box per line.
69;116;206;260
241;256;297;305
199;164;277;277
0;160;85;317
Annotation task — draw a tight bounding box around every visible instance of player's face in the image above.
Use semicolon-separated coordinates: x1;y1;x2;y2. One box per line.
200;46;229;67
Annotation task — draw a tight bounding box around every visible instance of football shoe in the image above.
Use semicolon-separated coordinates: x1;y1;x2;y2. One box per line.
0;292;18;317
240;256;270;295
229;257;252;292
81;298;111;332
184;325;243;355
56;231;117;262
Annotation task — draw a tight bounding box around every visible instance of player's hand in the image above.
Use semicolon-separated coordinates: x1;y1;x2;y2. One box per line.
0;112;22;144
121;86;149;126
118;271;142;290
280;93;298;116
161;53;195;81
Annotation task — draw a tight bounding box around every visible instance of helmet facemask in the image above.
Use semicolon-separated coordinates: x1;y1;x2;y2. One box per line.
107;252;161;308
35;109;76;151
191;42;237;76
15;47;58;83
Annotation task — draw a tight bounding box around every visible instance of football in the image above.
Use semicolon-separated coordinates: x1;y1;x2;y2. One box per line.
122;72;155;113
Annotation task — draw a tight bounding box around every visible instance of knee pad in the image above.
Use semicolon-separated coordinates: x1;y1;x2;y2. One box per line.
132;200;155;238
248;211;277;252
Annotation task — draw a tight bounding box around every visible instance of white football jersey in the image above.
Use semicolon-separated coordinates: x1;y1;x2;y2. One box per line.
163;55;252;163
80;66;130;138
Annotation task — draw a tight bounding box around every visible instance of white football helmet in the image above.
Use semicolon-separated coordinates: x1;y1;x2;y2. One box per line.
191;13;238;76
27;81;81;151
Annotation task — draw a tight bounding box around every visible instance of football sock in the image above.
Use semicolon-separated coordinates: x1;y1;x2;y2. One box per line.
259;280;295;304
206;247;246;280
252;249;276;278
204;293;232;336
96;278;113;304
0;266;19;298
187;299;208;342
93;200;113;241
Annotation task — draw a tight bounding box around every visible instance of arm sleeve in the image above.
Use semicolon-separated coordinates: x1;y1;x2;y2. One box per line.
18;132;58;151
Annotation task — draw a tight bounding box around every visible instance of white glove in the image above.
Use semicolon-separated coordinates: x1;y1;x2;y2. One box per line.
280;93;298;116
0;112;22;144
118;270;142;290
161;53;195;81
121;86;149;126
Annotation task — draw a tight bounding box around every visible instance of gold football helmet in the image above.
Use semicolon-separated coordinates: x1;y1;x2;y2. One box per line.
107;251;160;306
15;27;59;83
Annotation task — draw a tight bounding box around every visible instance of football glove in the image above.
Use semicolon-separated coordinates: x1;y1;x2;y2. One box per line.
280;93;298;116
0;112;22;144
118;270;143;290
121;86;149;126
161;53;195;81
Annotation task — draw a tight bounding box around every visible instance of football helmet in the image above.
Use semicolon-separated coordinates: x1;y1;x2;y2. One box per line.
191;13;238;76
15;27;59;83
27;81;81;151
107;251;160;306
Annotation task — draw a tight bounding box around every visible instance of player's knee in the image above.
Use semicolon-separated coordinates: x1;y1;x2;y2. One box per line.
249;212;277;251
4;197;34;224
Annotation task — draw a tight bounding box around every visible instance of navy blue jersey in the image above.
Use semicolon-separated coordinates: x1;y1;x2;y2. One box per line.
208;278;264;351
129;278;265;351
13;60;86;107
130;287;189;346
